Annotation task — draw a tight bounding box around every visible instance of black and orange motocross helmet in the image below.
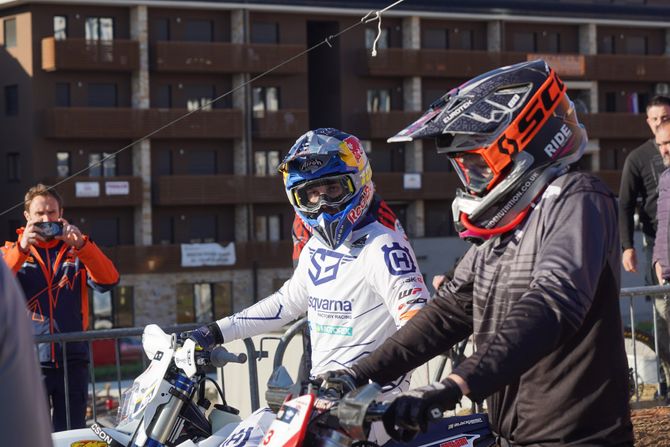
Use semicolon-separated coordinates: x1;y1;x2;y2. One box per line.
389;59;587;244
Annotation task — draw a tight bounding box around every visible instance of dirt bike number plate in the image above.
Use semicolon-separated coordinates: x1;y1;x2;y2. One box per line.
261;394;314;447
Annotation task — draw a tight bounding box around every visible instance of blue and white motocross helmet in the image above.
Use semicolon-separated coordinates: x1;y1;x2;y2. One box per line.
279;128;374;249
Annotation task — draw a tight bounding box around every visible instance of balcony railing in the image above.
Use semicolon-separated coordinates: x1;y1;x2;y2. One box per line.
42;37;140;72
156;175;286;205
44;108;243;139
252;109;309;139
363;48;670;82
46;176;143;207
580;113;648;139
153;41;307;74
102;240;293;274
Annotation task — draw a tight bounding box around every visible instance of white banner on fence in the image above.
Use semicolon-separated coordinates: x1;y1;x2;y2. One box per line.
180;242;236;267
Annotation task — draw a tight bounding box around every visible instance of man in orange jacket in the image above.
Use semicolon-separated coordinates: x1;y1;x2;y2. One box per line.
1;184;119;432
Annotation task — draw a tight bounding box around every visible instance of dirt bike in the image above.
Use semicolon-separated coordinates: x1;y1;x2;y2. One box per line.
261;372;495;447
52;324;256;447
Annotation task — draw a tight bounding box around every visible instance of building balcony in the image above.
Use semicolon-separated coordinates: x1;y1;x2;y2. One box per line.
155;175;286;206
351;111;423;139
44;108;243;139
585;54;670;82
102;240;293;274
363;48;670;82
46;176;143;207
252;109;309;139
580;113;648;139
363;48;526;78
353;111;646;141
41;37;140;72
153;41;307;74
373;172;461;201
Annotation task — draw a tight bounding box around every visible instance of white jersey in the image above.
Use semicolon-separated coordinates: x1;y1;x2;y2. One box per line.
216;221;430;381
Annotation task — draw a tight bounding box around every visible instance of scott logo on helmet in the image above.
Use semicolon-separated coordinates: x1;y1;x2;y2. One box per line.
497;69;565;156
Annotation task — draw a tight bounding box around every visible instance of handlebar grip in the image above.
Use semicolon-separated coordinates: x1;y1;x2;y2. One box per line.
210;347;247;367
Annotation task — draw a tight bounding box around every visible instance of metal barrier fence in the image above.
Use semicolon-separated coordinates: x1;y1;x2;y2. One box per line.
34;285;670;431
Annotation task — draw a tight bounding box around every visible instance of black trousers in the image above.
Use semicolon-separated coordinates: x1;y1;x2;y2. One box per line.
43;363;89;432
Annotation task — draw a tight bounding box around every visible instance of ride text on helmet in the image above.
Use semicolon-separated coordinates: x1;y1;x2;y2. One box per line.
543;124;573;158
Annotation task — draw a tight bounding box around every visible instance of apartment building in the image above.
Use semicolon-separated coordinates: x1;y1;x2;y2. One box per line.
0;0;668;329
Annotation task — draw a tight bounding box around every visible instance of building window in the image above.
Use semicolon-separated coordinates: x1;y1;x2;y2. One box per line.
155;84;171;108
251;21;278;44
544;31;561;53
177;282;233;323
54;15;67;40
367;89;390;112
184;19;213;42
89;286;134;329
5;85;18;115
626;35;648;55
88;83;117;107
252;86;279;118
91;217;120;247
185;84;215;111
455;29;474;50
189;215;217;243
423;28;448;49
365;27;388;50
188;150;216;175
155;149;172;176
7;153;19;182
90;289;113;329
255;214;282;241
599;35;615;54
158;216;174;244
55;82;70;107
425;200;457;237
512;31;537;52
85;17;114;40
56;152;70;178
254;150;280;176
114;286;134;327
4;18;16;48
89;152;117;177
152;18;170;41
605;92;617;112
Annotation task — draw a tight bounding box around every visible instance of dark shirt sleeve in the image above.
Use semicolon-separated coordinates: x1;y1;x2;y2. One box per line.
352;248;475;384
454;186;618;401
618;154;640;250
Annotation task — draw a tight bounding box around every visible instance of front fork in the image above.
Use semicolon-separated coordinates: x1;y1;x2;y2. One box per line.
134;373;195;447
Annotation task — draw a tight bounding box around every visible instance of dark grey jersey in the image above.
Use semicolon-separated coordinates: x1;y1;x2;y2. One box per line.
354;172;633;446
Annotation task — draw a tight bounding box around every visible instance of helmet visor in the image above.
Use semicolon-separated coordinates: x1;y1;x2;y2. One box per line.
291;174;356;213
450;152;495;195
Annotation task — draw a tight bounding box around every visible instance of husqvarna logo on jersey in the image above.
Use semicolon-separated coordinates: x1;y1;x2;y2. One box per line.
382;243;416;275
308;248;354;285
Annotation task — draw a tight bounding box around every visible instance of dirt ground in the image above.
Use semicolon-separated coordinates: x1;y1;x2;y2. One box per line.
632;406;670;446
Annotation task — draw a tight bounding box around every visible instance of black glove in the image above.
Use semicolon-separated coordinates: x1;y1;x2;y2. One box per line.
181;323;224;350
315;369;368;394
383;378;463;442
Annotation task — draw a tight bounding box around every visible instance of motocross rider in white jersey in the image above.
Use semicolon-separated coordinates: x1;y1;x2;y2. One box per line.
186;128;430;443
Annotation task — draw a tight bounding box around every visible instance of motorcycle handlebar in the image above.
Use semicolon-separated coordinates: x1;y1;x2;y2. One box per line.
208;347;247;367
